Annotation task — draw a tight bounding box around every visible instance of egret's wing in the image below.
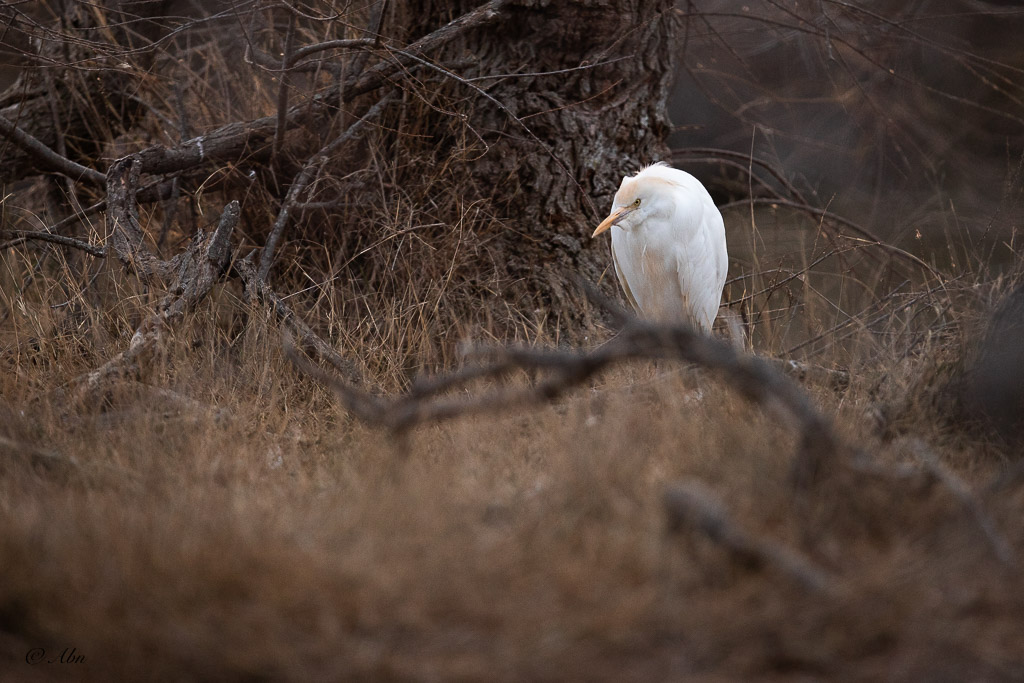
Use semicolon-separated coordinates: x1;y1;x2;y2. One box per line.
611;245;640;313
673;205;728;332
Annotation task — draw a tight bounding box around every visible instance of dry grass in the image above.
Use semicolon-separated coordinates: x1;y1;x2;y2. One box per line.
3;200;1024;681
3;2;1024;680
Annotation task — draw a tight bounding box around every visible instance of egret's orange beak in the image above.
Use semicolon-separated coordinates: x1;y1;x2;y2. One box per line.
592;206;631;237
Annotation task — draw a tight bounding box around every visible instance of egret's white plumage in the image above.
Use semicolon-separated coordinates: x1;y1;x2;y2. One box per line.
592;163;728;332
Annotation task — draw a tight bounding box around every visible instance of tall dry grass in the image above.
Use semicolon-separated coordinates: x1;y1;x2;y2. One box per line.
3;185;1024;680
2;1;1024;680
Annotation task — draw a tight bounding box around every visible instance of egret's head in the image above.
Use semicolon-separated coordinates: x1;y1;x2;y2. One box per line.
592;166;676;238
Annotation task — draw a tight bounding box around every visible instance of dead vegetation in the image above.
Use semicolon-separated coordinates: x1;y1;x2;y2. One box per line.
2;1;1024;681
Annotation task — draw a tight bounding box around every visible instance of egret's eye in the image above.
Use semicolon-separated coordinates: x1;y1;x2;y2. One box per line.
633;198;642;207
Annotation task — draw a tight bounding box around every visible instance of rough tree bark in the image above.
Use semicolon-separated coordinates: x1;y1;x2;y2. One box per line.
392;0;677;331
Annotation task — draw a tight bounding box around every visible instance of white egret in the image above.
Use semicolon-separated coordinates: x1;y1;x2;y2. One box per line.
592;163;728;333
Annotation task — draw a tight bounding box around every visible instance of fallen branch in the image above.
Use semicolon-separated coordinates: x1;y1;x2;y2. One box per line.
70;199;239;402
0;435;80;476
63;147;360;403
909;438;1015;568
235;256;360;383
1;229;106;257
285;284;842;485
0;113;106;185
663;480;833;593
105;156;175;285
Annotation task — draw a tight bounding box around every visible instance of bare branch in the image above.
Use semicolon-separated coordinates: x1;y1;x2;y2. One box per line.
135;0;514;178
0;179;179;253
909;439;1015;568
287;39;376;69
344;0;514;103
161;200;240;319
258;162;319;283
382;45;597;217
0;113;106;185
671;147;808;204
235;257;361;384
679;145;943;283
736;197;946;283
345;0;389;80
105;156;173;285
69;200;240;402
272;7;298;162
1;229;106;257
285;284;842;485
663;480;833;593
257;94;393;282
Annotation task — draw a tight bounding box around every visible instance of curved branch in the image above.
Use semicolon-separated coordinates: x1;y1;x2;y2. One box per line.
0;113;106;185
285;284;843;487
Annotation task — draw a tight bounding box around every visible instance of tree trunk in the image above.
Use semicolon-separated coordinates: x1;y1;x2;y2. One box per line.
386;0;677;338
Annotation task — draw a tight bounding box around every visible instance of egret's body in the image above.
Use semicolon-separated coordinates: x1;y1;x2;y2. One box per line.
593;163;727;332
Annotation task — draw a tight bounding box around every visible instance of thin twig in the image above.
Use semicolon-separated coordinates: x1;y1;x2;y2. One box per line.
344;0;389;80
380;45;598;217
2;229;106;257
257;94;392;282
344;0;513;103
0;177;179;253
672;147;808;204
272;6;298;163
721;196;946;282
